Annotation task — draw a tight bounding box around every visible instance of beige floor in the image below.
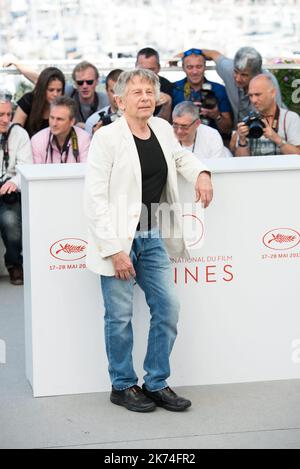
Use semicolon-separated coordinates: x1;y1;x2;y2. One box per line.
1;276;300;450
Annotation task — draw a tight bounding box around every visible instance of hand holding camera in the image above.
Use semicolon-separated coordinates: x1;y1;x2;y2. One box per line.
238;111;282;145
260;118;282;145
200;103;220;121
236;121;250;145
92;111;119;134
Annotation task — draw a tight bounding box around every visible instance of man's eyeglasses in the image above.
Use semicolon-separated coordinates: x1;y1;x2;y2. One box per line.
173;119;198;131
76;80;95;86
183;48;203;58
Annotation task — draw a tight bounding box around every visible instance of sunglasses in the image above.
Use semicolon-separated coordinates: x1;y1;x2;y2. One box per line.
75;79;95;86
173;119;198;131
183;48;203;57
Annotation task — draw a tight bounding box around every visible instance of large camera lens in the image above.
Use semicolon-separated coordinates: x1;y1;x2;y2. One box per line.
242;112;265;139
202;91;218;110
248;120;264;138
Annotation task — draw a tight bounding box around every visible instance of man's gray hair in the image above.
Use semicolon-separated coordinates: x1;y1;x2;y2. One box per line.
234;47;262;76
0;91;13;104
172;101;200;121
114;69;160;100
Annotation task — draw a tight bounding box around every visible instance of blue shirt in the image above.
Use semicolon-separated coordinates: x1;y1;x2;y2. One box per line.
172;77;232;130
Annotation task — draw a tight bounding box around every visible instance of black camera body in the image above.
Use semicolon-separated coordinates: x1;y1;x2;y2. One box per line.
98;111;118;127
242;111;265;139
0;182;20;205
193;83;218;111
201;90;218;110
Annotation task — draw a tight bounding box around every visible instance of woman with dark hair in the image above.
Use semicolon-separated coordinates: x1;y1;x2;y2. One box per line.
13;67;65;137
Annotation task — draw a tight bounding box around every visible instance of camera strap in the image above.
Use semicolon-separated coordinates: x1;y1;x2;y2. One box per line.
0;123;23;179
184;81;202;102
46;128;79;164
271;106;280;133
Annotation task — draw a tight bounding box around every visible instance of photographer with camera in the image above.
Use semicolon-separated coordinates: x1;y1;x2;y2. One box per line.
172;49;233;141
31;96;91;164
235;75;300;157
0;91;33;285
85;69;123;136
201;47;282;128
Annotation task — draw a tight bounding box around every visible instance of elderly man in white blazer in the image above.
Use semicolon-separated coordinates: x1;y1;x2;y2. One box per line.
85;69;213;413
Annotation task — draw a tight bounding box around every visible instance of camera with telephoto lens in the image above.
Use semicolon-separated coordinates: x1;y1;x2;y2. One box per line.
0;181;20;205
200;83;218;110
242;111;265;139
192;82;218;112
97;111;119;126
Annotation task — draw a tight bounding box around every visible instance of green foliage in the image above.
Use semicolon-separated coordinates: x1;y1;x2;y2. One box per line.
272;69;300;115
14;80;33;103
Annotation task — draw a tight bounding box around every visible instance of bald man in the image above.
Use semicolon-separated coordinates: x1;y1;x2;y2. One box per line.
235;74;300;157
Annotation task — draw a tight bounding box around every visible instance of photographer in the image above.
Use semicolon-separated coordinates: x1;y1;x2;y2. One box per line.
31;96;91;164
3;57;108;129
201;47;282;127
172;49;233;141
235;75;300;157
0;91;33;285
85;69;123;136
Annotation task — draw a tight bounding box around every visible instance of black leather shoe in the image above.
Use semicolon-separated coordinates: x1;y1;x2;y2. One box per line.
142;385;192;412
110;385;156;412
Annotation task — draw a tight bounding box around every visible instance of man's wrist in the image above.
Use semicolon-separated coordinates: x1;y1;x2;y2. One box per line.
277;138;287;147
238;137;249;147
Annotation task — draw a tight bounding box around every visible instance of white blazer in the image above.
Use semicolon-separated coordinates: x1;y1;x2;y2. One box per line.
84;115;208;276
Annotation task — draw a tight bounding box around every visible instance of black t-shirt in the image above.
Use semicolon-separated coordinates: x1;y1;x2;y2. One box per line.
159;75;174;97
133;128;168;231
154;75;174;116
17;92;49;137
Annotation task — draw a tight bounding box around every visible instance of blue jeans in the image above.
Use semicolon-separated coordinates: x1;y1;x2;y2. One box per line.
0;198;22;268
101;227;180;391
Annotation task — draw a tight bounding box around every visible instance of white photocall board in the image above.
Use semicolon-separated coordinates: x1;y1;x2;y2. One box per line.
18;156;300;397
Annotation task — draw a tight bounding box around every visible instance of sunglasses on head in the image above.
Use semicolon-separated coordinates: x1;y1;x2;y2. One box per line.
183;48;203;57
76;79;95;86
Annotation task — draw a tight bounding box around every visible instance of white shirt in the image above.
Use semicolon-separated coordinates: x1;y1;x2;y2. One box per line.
85;105;110;136
0;124;33;189
181;124;231;159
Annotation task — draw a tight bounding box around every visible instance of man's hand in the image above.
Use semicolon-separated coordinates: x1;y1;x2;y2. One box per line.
236;122;250;144
200;105;220;121
156;92;172;107
92;121;104;134
111;251;136;281
195;172;213;208
1;54;19;68
0;181;18;196
261;118;281;144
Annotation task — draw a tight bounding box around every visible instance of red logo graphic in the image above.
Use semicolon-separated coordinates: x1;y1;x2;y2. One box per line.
50;238;87;261
182;214;204;248
263;228;300;251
